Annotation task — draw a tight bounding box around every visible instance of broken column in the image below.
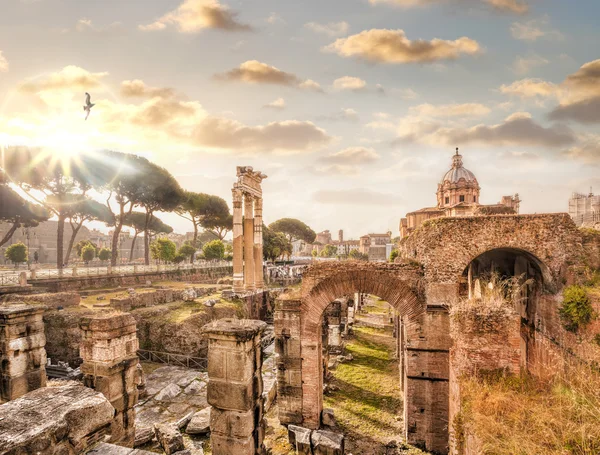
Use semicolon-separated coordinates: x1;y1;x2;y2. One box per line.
325;301;343;355
203;318;267;455
0;304;47;403
233;188;245;293
80;313;141;447
254;197;264;289
232;166;267;293
244;193;256;291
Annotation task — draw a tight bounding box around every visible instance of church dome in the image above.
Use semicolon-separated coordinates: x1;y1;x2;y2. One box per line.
441;148;477;184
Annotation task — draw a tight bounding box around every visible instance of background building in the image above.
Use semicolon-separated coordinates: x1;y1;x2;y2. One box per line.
569;191;600;227
400;148;521;238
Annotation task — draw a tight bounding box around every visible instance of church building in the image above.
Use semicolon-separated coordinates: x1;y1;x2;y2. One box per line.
400;148;521;238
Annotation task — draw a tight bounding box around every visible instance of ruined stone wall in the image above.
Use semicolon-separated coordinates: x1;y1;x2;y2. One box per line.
31;266;233;292
399;214;583;286
109;286;218;312
2;291;81;308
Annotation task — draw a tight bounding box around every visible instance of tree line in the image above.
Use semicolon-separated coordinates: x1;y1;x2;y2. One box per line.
0;148;233;268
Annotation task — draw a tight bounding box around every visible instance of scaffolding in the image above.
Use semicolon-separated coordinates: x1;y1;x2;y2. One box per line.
569;191;600;226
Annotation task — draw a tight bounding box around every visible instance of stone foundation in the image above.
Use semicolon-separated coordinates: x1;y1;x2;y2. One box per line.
0;303;47;402
203;318;267;455
80;313;141;447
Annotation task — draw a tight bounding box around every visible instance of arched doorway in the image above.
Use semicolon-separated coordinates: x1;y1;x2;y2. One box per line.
275;262;451;454
460;247;553;369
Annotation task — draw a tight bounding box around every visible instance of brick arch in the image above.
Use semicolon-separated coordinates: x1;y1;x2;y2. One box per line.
292;262;427;432
400;214;583;287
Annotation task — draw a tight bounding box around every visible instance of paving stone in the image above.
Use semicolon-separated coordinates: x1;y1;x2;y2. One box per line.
311;429;344;455
288;425;312;455
134;426;155;447
155;383;182;401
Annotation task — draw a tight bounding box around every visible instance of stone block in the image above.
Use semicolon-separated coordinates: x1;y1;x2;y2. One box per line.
288;425;312;455
207;379;254;411
154;423;184;455
186;407;211;435
210;433;255;455
134;426;155;447
311;430;344;455
210;406;258;438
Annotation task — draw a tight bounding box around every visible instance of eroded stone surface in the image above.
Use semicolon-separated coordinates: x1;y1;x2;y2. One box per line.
186;407;211;435
155;423;184;455
0;382;114;454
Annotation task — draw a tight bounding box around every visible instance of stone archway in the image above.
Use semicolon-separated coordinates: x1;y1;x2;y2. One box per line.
275;261;452;454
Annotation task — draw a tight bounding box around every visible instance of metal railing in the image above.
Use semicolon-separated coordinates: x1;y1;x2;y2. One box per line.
0;274;20;286
137;349;207;370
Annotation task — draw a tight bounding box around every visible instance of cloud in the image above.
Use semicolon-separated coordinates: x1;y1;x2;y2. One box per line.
266;12;285;25
393;112;576;148
510;16;563;41
139;0;251;33
561;138;600;165
0;51;8;73
324;29;481;64
433;112;576;147
312;188;399;206
499;78;559;98
263;97;286;110
312;164;361;176
512;54;549;75
7;65;332;155
215;60;320;91
368;0;529;15
191;118;332;152
321;147;380;165
120;80;176;99
305;21;349;37
298;79;323;92
486;0;528;14
498;150;540;161
18;65;108;93
319;108;359;122
333;76;367;91
74;18;123;33
546;60;600;124
549;97;600;124
409;102;491;118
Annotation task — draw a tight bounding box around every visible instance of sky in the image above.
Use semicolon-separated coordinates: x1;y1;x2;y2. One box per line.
1;0;599;239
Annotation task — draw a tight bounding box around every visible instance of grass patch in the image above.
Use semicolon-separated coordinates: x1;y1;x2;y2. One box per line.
324;325;402;442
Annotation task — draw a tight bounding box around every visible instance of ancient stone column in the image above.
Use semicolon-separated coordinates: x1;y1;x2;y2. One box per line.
233;188;244;293
0;304;47;403
253;197;264;289
326;301;342;355
80;313;141;447
244;194;255;291
274;297;303;425
203;318;267;455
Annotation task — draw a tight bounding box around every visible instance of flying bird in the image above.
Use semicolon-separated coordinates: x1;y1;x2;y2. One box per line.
83;92;95;120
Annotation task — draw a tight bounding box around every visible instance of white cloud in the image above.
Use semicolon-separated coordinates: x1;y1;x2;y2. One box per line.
499;78;559;99
324;29;481;64
510;16;564;42
216;60;321;91
304;21;349;37
512;54;549;75
266;12;285;25
139;0;251;33
333;76;367;91
409;103;491;118
263;97;286;110
313;188;399;206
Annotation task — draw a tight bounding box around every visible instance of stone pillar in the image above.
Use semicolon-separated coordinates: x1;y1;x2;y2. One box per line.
203;318;267;455
274;298;304;425
244;194;255;291
325;301;342;355
253;197;264;289
80;313;140;447
0;304;47;403
18;271;27;286
233;188;244;293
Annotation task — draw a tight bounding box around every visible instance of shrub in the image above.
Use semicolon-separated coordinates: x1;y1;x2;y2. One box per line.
81;244;96;264
389;249;399;263
98;248;111;262
203;239;225;260
150;238;177;263
173;253;186;264
559;285;596;332
5;242;28;265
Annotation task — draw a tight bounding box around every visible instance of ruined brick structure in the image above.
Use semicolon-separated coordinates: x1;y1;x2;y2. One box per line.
80;313;141;447
275;213;595;454
0;304;47;402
